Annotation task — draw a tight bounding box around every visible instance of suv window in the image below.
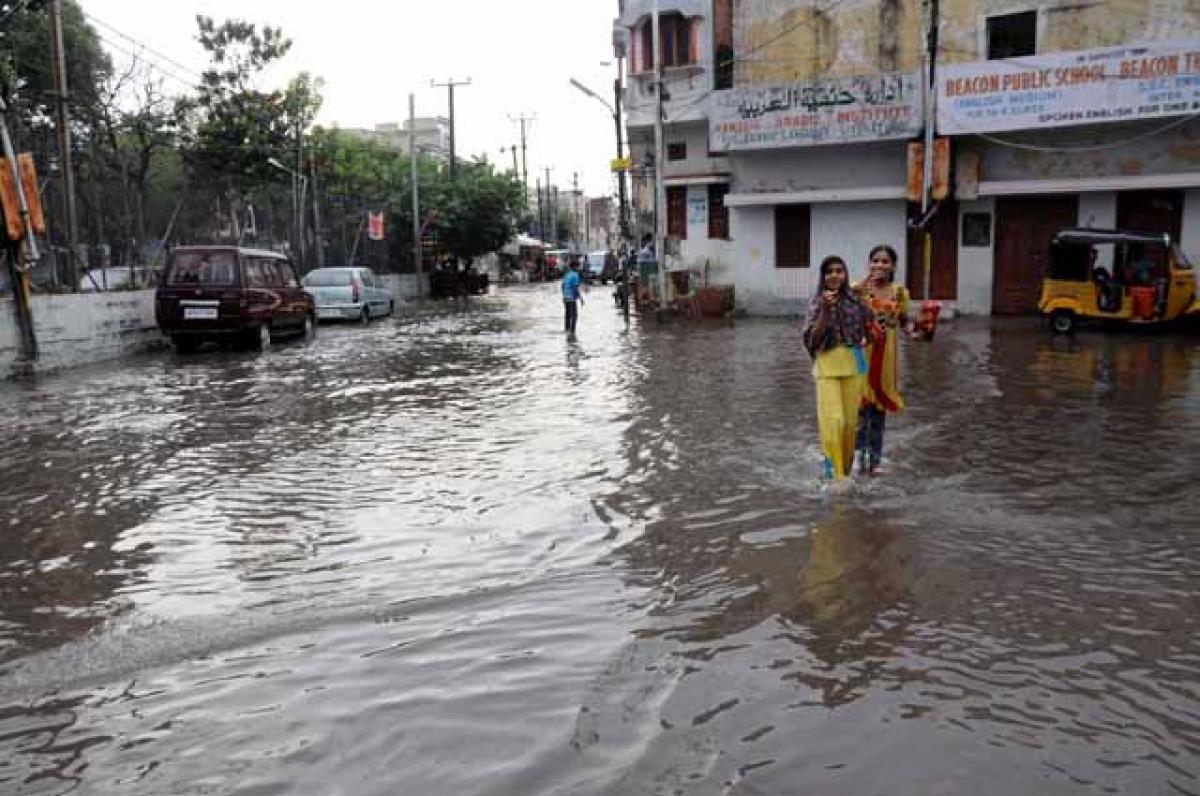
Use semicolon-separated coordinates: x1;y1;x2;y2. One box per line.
167;252;237;286
278;261;300;287
244;259;268;288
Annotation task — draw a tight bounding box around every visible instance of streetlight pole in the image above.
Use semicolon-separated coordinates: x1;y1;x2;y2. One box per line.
268;157;306;261
568;75;631;247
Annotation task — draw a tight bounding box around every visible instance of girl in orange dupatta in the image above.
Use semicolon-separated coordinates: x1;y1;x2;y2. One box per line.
853;245;914;476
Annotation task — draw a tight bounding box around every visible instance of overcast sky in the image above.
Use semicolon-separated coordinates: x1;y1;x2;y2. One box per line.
80;0;622;197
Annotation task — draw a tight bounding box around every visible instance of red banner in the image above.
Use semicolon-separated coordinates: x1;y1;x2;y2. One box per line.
367;212;384;241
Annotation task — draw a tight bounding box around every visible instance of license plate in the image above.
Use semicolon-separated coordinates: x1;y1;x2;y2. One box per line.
184;307;218;320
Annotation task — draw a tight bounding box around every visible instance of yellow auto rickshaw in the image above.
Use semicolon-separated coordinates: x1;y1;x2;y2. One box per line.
1038;228;1200;334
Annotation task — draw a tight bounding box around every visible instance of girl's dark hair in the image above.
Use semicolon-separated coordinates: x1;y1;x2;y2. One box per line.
868;245;899;284
816;255;849;296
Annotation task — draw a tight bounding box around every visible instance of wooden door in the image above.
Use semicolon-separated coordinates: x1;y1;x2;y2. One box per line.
906;199;959;300
993;195;1078;315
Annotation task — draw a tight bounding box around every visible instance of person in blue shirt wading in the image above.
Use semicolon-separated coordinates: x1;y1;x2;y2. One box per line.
562;260;584;333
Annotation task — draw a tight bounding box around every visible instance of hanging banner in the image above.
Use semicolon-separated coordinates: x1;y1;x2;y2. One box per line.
709;71;922;151
367;212;385;241
938;39;1200;134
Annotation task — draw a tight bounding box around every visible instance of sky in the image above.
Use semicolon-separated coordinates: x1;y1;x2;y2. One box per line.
79;0;623;198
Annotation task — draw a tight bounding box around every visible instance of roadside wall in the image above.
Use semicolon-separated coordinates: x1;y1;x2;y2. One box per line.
377;273;430;300
0;289;162;379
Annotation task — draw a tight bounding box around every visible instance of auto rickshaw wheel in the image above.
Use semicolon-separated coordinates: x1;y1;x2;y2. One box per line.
1049;309;1075;335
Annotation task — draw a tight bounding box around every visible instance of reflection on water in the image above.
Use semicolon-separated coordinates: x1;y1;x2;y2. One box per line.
0;296;1198;795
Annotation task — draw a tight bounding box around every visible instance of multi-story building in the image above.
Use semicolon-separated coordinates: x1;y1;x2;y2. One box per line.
586;196;618;249
624;0;1200;315
341;118;451;160
616;0;735;281
711;0;926;314
935;3;1200;314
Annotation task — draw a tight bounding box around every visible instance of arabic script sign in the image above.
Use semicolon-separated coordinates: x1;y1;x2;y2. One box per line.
710;72;922;151
938;39;1200;134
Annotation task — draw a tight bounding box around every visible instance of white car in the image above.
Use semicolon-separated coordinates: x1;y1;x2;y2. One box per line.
302;267;394;323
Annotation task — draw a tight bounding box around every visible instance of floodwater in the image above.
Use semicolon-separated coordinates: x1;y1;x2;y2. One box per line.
1;285;1199;795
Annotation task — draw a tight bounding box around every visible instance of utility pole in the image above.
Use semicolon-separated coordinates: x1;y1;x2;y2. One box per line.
614;55;631;245
509;113;534;190
0;97;41;362
310;155;324;268
919;0;940;303
576;171;585;249
535;177;544;241
432;77;471;179
410;93;422;299
50;0;79;289
544;166;556;244
652;0;669;307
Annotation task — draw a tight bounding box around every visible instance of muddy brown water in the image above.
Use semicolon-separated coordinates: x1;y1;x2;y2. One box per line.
1;286;1198;795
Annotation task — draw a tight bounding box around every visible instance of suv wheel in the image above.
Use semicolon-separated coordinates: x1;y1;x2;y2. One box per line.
243;324;271;351
302;314;317;343
360;306;370;326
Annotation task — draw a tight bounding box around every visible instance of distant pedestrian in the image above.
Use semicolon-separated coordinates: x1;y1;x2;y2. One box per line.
803;255;871;481
562;259;584;333
853;244;913;476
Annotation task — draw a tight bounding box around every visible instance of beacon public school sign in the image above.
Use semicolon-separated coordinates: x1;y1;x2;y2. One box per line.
709;71;922;151
938;39;1200;134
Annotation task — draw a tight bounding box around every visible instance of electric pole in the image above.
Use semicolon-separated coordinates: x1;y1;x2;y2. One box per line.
920;0;939;303
50;0;79;289
614;56;631;245
432;77;471;179
535;177;544;241
544;166;555;245
652;0;668;307
572;171;580;249
509;113;534;190
410;93;423;298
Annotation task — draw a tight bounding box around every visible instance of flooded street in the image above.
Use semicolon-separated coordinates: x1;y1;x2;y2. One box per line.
1;284;1199;795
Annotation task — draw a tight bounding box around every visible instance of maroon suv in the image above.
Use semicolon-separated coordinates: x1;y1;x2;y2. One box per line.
156;246;316;353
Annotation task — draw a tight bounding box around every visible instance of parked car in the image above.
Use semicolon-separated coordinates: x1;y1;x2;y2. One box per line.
155;245;316;353
301;267;394;323
79;266;159;291
585;250;619;284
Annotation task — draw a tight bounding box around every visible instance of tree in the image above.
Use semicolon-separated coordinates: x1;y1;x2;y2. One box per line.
178;16;302;240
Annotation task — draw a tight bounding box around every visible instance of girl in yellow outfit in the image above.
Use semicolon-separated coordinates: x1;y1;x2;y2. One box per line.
803;256;871;480
853;245;914;476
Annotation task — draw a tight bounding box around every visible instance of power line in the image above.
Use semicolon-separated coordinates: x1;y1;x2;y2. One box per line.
83;12;205;83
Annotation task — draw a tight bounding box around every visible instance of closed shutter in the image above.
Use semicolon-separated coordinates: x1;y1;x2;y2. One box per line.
775;204;810;268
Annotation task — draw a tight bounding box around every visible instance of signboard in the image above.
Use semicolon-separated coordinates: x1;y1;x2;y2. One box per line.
710;71;922;151
367;212;385;241
687;196;707;226
610;157;632;172
938;39;1200;134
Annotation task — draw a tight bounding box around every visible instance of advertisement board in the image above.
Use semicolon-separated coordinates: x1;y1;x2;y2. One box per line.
938;39;1200;134
710;71;922;151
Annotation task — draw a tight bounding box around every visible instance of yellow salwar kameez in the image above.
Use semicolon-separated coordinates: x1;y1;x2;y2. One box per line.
812;345;865;480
